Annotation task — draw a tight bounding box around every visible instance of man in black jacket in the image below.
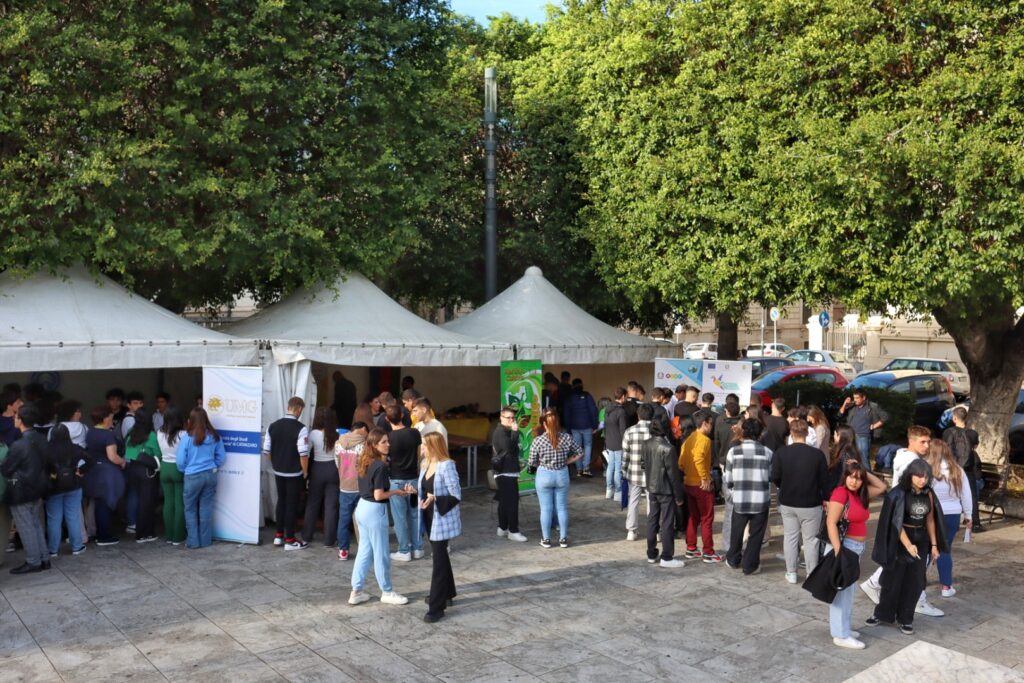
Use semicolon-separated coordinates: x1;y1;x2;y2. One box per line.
1;404;49;574
641;416;687;568
492;406;526;542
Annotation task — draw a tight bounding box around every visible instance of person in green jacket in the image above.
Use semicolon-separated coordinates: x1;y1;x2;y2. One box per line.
124;412;161;543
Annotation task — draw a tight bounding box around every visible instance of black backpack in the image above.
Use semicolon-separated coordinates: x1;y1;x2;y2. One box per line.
49;445;85;494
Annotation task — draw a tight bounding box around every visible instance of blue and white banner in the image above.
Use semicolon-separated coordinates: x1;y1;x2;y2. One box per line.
655;358;753;409
204;366;262;544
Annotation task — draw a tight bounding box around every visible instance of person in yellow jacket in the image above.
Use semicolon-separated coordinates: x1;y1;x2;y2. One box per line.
679;414;722;562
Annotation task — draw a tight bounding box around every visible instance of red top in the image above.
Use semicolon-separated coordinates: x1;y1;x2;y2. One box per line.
830;485;869;538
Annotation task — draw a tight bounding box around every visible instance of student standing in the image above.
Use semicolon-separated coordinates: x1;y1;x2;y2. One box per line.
83;405;126;546
302;408;341;547
262;397;310;550
927;440;972;598
335;422;368;561
44;424;87;557
157;408;187;545
420;433;462;623
386;405;423;562
3;404;50;573
123;413;161;543
679;413;719;563
603;389;628;501
642;417;687;568
563;379;598;477
528;408;583;549
724;419;773;575
492;406;526;542
176;408;226;549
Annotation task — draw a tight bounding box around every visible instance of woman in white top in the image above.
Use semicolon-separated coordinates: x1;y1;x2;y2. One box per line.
157;407;188;545
927;440;973;597
302;408;341;546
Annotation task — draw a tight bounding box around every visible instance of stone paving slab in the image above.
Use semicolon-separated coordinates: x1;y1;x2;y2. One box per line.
1;477;1022;682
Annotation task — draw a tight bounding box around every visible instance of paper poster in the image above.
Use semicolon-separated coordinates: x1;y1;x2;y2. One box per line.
654;358;753;408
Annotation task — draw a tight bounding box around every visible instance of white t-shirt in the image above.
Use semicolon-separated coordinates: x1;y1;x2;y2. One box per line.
932;460;973;516
787;428;818;449
309;429;335;463
416;419;449;448
157;430;186;464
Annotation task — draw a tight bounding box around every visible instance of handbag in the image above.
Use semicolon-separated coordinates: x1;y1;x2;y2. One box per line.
816;496;850;546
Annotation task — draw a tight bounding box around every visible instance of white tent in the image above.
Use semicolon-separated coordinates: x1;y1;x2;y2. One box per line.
443;266;672;364
0;266;259;371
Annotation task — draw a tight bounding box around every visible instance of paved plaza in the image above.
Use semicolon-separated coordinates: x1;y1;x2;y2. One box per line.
2;479;1023;682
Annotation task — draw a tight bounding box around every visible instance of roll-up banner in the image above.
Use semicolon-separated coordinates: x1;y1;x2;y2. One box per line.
654;358;753;409
203;366;263;544
500;360;543;494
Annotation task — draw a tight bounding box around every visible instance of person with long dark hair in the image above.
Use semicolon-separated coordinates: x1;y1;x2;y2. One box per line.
82;405;125;546
157;407;187;545
926;440;972;598
828;426;861;491
867;458;949;635
825;461;887;649
43;423;88;557
302;407;341;547
528;407;583;549
176;408;225;549
124;412;161;543
420;432;462;622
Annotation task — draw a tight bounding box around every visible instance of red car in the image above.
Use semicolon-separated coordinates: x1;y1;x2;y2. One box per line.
750;365;849;409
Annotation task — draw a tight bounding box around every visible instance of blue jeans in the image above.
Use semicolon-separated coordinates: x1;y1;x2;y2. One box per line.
389;478;422;553
571;430;593;470
604;450;623;492
125;486;138;527
937;513;961;586
183;469;218;548
337;491;360;550
352;499;392;593
855;435;872;467
45;488;84;554
535;467;570;540
827;537;866;638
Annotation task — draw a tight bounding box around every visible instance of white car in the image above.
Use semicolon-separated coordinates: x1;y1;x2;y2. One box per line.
785;349;858;381
684;342;718;360
745;342;794;358
877;357;970;398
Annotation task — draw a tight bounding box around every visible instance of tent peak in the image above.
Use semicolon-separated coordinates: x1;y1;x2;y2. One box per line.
525;266;543;277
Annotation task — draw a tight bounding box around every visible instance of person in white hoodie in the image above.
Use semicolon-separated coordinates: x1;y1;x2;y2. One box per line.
927;440;972;597
860;426;946;617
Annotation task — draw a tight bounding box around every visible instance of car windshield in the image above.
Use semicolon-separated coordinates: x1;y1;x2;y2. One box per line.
884;359;918;370
751;370;789;389
830;352;848;362
747;344;763;351
850;375;890;389
946;361;965;373
685;344;702;351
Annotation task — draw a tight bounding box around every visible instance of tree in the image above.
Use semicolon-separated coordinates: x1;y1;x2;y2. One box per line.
1;0;454;311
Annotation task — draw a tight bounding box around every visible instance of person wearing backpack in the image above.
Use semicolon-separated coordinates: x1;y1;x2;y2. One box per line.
124;412;161;543
44;423;88;557
2;404;50;574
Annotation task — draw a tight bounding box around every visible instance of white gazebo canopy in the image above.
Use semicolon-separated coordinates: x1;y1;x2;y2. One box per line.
229;272;512;367
444;266;672;363
0;266;259;371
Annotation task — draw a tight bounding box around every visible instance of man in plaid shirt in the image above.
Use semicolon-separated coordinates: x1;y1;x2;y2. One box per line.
724;418;773;575
621;403;654;541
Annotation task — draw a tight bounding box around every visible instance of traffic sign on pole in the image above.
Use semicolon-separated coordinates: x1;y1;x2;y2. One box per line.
769;306;780;322
819;311;831;329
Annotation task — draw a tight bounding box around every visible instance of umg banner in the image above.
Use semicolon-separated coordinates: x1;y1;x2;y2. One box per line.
500;360;542;494
654;358;753;408
203;366;263;544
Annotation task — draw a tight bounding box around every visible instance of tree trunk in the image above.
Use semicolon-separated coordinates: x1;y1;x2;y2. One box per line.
716;312;739;360
934;304;1024;465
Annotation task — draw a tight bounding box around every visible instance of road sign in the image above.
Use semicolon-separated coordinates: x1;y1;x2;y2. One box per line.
769;306;780;322
819;311;831;328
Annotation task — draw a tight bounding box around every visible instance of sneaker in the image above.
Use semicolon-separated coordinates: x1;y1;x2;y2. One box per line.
860;579;882;605
126;525;136;534
497;528;508;537
136;536;158;544
702;553;723;564
348;590;370;605
785;572;799;584
284;540;309;551
412;550;425;560
72;546;86;556
745;566;762;576
915;598;944;617
581;469;593;478
726;560;741;570
606;489;614;500
4;541;14;553
380;591;409;605
864;616;883;627
684;548;701;559
49;552;58;558
558;538;569;548
273;535;284;547
647;557;657;564
850;630;861;638
799;558;806;569
941;585;957;598
96;538;119;547
833;636;866;650
508;532;528;542
660;558;685;568
539;539;552;549
898;622;915;635
613;492;621;502
390;551;412;562
338;549;349;561
626;531;637;542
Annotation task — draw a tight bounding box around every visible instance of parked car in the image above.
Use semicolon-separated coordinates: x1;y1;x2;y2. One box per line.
848;370;955;432
749;357;794;379
684;342;718;360
875;357;970;399
785;349;858;381
745;342;795;358
750;365;849;409
937;388;1024;433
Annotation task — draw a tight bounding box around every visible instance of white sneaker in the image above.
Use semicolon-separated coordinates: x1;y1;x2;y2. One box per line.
916;598;944;617
412;550;425;560
606;489;614;499
380;591;409;605
613;492;621;502
284;540;308;551
497;528;508;537
626;530;637;542
348;591;370;605
860;579;881;605
785;572;798;585
941;585;957;598
273;536;284;547
660;558;685;568
507;532;528;542
850;630;861;638
390;551;412;562
833;637;866;650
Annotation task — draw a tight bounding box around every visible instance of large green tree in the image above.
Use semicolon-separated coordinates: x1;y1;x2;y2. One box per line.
1;0;453;311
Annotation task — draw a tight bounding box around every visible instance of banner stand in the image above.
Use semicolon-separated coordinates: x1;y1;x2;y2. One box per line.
500;360;543;495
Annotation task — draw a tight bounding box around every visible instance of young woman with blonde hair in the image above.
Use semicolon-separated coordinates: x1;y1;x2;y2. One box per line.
926;439;972;597
419;432;462;622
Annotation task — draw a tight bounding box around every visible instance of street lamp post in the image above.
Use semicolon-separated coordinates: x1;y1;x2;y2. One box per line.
484;67;497;301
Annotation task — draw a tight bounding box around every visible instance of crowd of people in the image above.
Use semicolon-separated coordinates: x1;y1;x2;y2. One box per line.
0;373;986;638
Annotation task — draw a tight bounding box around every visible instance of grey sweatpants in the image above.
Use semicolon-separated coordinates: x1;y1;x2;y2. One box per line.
11;499;47;566
779;504;822;574
625;482;649;533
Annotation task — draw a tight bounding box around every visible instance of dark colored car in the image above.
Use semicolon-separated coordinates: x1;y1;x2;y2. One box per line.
848;370;954;432
751;365;849;409
750;357;794;379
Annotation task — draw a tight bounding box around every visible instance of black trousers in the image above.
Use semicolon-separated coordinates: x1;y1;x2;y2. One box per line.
875;527;928;625
727;509;768;574
275;474;303;539
302;460;340;545
967;472;982;526
496;476;520;534
127;464;158;539
427;539;457;616
647;493;677;561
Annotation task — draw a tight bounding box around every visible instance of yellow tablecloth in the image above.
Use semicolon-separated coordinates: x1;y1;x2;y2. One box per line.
444;417;492;442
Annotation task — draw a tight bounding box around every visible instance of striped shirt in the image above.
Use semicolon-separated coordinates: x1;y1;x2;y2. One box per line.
528;431;582;470
724;440;773;514
621;420;652;488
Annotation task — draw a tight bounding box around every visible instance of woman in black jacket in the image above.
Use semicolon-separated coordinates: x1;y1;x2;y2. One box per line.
867;458;949;635
492;406;526;542
45;424;87;557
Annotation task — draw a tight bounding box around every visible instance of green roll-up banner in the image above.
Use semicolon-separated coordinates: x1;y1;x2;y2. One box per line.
500;359;543;494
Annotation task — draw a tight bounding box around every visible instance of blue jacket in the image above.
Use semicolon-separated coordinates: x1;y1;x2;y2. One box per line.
419;459;462;541
563;390;598;431
176;433;226;475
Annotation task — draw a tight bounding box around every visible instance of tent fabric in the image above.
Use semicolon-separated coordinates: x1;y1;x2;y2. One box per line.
443;266;673;364
0;266;259;371
228;272;512;367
